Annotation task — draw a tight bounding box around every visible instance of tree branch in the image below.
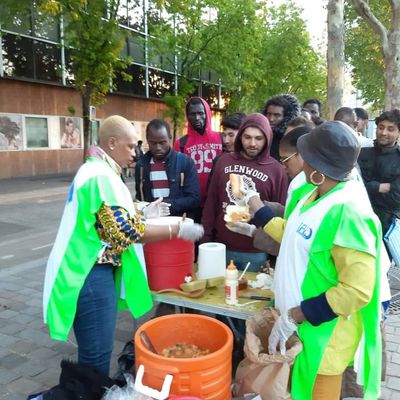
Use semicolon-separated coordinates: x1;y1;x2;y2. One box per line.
186;29;222;71
351;0;388;54
180;30;195;74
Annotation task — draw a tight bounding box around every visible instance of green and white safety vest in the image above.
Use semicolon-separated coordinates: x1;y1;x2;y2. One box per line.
43;157;153;341
275;181;382;399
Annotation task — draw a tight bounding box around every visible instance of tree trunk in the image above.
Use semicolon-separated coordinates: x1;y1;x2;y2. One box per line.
82;87;92;161
327;0;345;119
351;0;400;110
384;30;400;109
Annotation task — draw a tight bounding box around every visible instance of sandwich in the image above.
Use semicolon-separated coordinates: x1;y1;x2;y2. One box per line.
224;204;250;225
229;173;244;198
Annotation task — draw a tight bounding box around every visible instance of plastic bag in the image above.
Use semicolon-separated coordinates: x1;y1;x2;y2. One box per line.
234;308;303;400
102;374;153;400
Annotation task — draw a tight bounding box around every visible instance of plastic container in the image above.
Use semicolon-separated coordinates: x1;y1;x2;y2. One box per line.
225;260;239;305
143;217;194;291
135;314;233;400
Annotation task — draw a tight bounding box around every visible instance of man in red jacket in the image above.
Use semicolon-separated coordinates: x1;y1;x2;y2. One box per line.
202;113;288;271
174;97;223;221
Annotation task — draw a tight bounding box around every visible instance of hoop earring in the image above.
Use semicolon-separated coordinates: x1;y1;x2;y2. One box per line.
310;170;326;186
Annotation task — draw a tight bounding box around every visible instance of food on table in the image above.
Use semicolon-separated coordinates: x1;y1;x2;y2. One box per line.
161;343;210;358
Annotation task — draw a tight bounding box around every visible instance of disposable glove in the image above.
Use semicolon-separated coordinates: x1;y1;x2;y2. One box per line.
226;221;256;237
178;220;204;241
268;312;297;355
232;177;260;207
143;197;171;219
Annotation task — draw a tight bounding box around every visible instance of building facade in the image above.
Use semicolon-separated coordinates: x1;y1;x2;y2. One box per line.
0;1;225;179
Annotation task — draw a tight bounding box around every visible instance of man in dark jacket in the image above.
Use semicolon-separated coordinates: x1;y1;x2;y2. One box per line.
261;94;300;160
135;119;200;220
202;113;288;271
358;109;400;234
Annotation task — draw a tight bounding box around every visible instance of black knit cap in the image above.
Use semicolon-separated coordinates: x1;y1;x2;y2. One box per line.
297;121;360;181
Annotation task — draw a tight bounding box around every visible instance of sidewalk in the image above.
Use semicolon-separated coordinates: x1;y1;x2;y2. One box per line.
0;256;153;399
0;175;400;399
0;174;74;205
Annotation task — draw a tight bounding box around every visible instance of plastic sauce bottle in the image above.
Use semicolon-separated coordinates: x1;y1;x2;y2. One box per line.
225;260;239;305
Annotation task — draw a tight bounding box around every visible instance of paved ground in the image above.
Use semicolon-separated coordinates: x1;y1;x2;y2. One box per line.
0;175;399;399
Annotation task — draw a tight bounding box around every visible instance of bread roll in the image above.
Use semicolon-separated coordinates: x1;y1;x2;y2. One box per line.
230;173;242;197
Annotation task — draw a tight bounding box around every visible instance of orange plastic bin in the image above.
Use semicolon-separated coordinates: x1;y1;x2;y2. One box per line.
135;314;233;400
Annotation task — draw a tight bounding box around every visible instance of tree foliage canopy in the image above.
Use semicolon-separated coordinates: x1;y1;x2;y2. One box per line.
344;0;389;110
43;0;130;107
1;0;326;127
244;4;326;112
149;0;326;118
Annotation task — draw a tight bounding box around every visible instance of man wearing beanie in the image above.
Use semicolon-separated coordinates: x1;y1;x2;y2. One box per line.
201;113;288;271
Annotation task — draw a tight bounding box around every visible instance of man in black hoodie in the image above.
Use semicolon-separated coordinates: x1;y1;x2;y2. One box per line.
262;94;300;160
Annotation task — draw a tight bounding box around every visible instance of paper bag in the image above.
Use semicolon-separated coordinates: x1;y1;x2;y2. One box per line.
235;308;303;400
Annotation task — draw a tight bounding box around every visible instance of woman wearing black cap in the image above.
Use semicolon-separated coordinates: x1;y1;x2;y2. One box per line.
240;121;382;399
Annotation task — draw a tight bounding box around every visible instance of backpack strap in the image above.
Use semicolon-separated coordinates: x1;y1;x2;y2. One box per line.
179;135;189;153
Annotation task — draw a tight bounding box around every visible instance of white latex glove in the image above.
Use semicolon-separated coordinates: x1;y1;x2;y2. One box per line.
178;220;204;241
268;312;297;355
237;186;260;207
143;197;171;219
226;221;256;237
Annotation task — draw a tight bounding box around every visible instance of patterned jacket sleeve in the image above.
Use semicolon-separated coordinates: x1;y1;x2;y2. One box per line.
96;204;146;253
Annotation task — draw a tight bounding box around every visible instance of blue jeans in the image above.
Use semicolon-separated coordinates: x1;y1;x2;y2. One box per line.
73;264;117;376
225;250;267;272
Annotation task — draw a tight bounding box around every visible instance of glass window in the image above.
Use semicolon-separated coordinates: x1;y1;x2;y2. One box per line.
64;49;75;85
2;4;32;35
220;88;231;109
34;40;62;82
131;64;147;96
26;117;49;148
2;2;59;42
149;51;175;72
117;0;129;26
2;34;35;79
146;1;165;33
128;34;145;64
2;34;62;82
201;69;211;82
114;64;146;96
91;121;100;146
202;83;219;108
161;54;175;72
127;0;144;31
210;70;220;84
33;6;60;41
148;69;174;99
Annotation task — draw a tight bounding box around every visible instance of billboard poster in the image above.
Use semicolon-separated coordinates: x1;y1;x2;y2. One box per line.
0;114;23;150
60;117;82;148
